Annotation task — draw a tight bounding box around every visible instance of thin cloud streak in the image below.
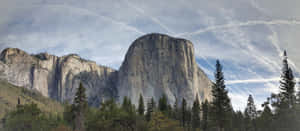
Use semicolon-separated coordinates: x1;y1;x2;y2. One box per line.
227;78;279;85
227;77;300;85
176;20;300;37
44;4;145;35
123;0;175;35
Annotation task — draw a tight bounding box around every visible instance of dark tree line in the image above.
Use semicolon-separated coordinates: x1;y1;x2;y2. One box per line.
2;50;300;131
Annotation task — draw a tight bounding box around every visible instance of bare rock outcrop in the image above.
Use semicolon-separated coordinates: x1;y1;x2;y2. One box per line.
0;48;116;106
117;33;212;106
0;33;212;107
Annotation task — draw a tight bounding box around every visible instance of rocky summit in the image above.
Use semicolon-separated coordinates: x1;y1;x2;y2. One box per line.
0;33;212;107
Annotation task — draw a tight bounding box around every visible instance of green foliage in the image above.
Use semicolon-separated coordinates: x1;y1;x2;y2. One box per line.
256;104;273;131
3;51;300;131
72;82;88;131
0;80;63;120
146;97;156;121
192;94;201;129
244;95;257;131
210;60;233;131
148;111;183;131
279;51;296;108
263;51;299;131
172;98;180;120
201;100;209;131
138;94;145;115
180;98;188;127
231;111;245;131
3;102;64;131
158;94;168;113
244;95;257;120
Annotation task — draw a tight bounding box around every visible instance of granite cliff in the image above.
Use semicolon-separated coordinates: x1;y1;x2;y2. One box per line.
0;48;116;106
0;33;212;106
118;34;212;106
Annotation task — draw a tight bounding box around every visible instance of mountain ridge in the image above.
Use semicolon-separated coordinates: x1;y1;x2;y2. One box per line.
0;33;212;107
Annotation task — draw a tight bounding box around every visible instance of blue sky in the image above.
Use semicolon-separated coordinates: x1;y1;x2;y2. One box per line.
0;0;300;110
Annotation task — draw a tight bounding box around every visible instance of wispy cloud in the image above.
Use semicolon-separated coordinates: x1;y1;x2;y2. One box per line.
123;0;175;35
45;4;145;35
176;20;300;37
227;77;280;85
227;77;300;86
1;0;300;110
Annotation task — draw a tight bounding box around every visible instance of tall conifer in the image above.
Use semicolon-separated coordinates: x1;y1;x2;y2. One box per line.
210;60;232;131
138;94;145;115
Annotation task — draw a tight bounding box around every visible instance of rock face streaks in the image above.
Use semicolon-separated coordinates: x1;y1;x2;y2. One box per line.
0;48;116;107
118;34;212;106
0;33;212;106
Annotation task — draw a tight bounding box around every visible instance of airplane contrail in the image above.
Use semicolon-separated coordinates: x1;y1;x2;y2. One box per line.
45;4;145;35
227;77;300;85
123;0;176;35
227;78;280;85
176;20;300;37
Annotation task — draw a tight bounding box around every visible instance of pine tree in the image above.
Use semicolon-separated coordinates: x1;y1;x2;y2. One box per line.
73;82;88;131
267;51;297;131
181;98;187;127
232;111;245;131
122;96;133;112
138;94;145;115
244;94;257;120
279;50;296;108
257;103;273;131
17;97;20;105
192;94;201;129
297;87;300;104
201;100;209;131
16;97;21;109
244;94;257;131
158;94;168;113
146;97;156;121
210;60;232;131
173;97;179;120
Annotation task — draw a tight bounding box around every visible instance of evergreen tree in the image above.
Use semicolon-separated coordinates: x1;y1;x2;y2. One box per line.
257;103;273;131
201;100;209;131
186;108;192;130
138;94;145;115
151;97;156;109
244;94;257;120
158;94;168;113
297;87;300;104
173;97;180;120
192;94;201;129
166;104;173;118
146;97;156;121
73;82;88;131
267;51;297;131
232;111;245;131
3;103;52;131
210;60;232;131
148;111;183;131
181;98;187;127
279;50;296;108
122;96;133;112
17;97;20;105
16;97;21;109
244;95;257;131
121;96;137;130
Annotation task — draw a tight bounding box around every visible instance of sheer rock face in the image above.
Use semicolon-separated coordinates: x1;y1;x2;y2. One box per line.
0;48;117;106
118;34;212;106
0;33;212;107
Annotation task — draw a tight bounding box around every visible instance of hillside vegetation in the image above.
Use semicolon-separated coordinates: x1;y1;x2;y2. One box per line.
0;80;64;120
